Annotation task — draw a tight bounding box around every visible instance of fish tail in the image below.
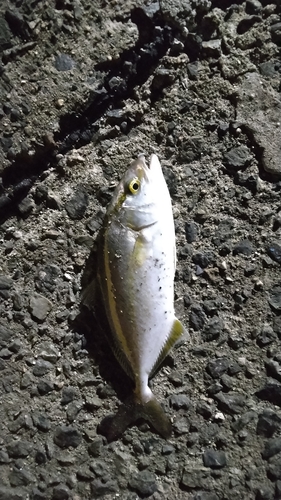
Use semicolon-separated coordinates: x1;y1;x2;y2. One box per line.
98;395;171;442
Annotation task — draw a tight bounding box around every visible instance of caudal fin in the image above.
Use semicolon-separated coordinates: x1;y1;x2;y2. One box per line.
98;396;172;442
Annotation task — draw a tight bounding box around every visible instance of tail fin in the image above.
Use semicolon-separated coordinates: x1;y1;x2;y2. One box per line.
98;396;172;442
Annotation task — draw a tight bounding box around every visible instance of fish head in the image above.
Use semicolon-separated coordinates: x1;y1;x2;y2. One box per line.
107;154;170;230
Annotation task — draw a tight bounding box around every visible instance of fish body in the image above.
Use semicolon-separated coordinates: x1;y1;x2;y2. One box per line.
97;154;184;439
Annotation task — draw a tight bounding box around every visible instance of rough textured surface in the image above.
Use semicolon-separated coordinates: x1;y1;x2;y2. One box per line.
0;0;281;498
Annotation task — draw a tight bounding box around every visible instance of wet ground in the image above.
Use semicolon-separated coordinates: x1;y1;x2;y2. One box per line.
0;0;281;499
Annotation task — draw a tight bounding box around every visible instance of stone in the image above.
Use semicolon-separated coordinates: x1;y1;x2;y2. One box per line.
214;392;246;415
37;379;55;395
7;440;32;458
129;470;157;497
29;294;52;321
236;73;281;177
0;486;25;500
203;449;227;468
256;380;281;407
223;145;251;170
267;458;281;480
265;360;281;382
206;358;230;379
262;437;281;460
185;221;198;243
53;425;82;449
52;484;70;499
173;417;190;434
61;386;79;405
268;285;281;312
33;359;53;377
257;409;281;437
189;304;206;331
267;243;281;265
202;317;224;342
0;322;12;347
169;394;191;410
202;39;221;57
54;53;75;71
90;479;118;497
192;251;215;268
65;189;88;220
257;325;277;347
88;437;103;457
233;239;254;256
0;275;13;290
181;467;212;490
32;411;51;432
9;465;35;486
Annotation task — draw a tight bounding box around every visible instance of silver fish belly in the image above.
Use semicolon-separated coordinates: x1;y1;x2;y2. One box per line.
97;154;184;439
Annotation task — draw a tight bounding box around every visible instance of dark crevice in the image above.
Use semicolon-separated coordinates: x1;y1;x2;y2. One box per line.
55;7;173;153
0;6;175;221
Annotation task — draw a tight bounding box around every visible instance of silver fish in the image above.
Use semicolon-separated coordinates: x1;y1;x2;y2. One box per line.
92;154;184;439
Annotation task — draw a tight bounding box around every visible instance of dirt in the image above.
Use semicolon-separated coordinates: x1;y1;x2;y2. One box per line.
0;0;281;499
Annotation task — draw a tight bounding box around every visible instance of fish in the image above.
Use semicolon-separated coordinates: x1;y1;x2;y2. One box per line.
85;154;184;440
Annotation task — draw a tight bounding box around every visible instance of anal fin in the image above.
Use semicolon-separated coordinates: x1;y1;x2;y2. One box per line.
152;318;185;375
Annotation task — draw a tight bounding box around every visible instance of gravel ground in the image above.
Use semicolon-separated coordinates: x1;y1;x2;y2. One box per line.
0;1;281;499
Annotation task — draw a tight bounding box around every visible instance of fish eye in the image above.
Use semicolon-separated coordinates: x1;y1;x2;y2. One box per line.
128;178;140;195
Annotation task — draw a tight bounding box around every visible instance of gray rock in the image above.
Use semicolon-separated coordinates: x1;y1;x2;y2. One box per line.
169;394;191;410
189;304;206;331
203;449;227;468
262;437;281;460
173;416;190;434
65;188;88;220
54;425;82;449
256;380;281;407
37;379;55;395
257;409;281;437
0;450;9;463
0;322;12;347
33;359;53;376
129;470;157;497
192;493;219;500
265;360;281;382
88;437;103;457
52;484;70;500
7;440;32;458
267;458;281;480
223;145;251;170
202;39;221;57
202;317;224;342
61;386;79;405
268;285;281;312
0;486;25;500
181;467;212;490
236;73;281;177
9;465;35;486
267;242;281;265
185;221;198;243
214;392;246;414
90;479;118;497
54;53;75;71
206;357;230;379
0;275;13;290
32;411;51;432
233;239;254;256
29;294;52;321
